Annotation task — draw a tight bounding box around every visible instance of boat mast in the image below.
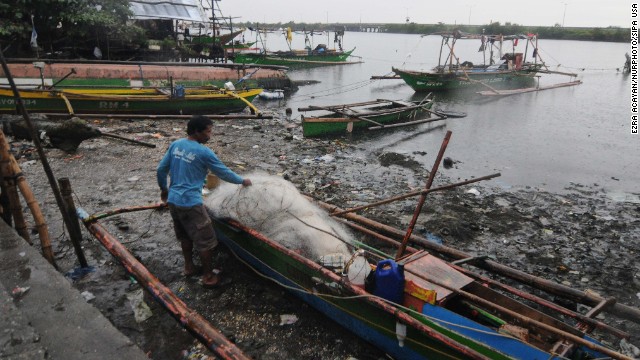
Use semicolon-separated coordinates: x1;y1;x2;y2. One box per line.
523;35;529;64
437;36;445;70
449;38;456;71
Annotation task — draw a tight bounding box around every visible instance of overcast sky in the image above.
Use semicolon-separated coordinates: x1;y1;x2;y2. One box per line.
219;0;628;28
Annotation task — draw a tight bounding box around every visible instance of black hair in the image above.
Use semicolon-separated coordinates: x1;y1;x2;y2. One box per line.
187;115;213;135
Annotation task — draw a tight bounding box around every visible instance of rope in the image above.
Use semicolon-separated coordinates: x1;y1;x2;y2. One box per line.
221;239;563;358
290;78;378;100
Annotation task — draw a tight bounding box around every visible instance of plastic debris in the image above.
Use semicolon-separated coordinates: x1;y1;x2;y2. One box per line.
620;339;640;358
279;314;298;326
127;176;140;182
65;266;95;281
465;188;480;196
315;154;335;163
126;289;153;323
11;286;30;299
81;290;96;302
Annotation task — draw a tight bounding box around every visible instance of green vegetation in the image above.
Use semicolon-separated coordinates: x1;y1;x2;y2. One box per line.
0;2;627;61
0;0;146;57
239;21;630;43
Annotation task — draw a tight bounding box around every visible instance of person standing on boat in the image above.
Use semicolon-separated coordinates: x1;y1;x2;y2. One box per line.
157;115;252;288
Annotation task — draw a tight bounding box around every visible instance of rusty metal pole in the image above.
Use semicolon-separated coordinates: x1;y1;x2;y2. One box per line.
395;130;451;260
58;178;88;267
77;208;250;360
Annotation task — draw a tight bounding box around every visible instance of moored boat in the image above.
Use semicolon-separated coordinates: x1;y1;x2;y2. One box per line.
299;95;437;137
232;27;357;67
232;47;356;67
0;87;262;115
0;60;292;91
205;173;638;360
392;32;545;92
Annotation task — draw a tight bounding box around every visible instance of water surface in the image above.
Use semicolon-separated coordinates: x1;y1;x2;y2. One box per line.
248;31;634;195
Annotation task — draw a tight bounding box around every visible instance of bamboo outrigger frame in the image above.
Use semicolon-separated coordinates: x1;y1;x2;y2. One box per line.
429;30;547;73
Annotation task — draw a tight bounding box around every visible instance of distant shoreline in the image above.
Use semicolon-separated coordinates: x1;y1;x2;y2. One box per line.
237;22;630;43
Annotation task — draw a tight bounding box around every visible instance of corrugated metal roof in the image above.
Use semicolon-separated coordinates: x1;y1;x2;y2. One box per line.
129;0;209;22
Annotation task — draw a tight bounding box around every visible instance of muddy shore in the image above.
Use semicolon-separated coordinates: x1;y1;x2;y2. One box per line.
5;109;640;359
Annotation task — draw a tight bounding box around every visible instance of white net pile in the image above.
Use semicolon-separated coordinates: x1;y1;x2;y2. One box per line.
204;173;354;262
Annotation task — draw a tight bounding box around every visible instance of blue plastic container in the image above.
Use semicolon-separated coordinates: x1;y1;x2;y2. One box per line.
173;85;185;98
373;259;405;304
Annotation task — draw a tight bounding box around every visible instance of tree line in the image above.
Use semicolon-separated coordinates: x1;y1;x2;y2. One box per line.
239;21;630;43
0;0;628;61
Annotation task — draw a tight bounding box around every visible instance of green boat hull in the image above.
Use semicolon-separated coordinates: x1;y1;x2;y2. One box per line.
233;48;355;67
392;66;540;92
302;100;434;137
212;219;516;360
0;89;261;115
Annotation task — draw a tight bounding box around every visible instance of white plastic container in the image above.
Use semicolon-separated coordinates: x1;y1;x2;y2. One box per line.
347;255;370;288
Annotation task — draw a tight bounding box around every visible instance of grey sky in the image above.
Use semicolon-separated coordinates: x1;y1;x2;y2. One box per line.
219;0;628;28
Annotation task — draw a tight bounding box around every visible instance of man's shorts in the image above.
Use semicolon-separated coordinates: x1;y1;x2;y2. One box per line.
168;203;218;251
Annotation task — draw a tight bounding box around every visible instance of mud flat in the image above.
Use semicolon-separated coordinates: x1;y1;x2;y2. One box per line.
7;110;640;359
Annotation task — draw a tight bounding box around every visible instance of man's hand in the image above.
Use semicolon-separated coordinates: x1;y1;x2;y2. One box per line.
160;189;168;203
242;179;252;187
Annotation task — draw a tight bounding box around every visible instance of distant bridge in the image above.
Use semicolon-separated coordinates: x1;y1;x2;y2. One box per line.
342;24;387;32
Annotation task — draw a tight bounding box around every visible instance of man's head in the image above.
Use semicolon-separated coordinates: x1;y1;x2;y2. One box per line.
187;115;213;143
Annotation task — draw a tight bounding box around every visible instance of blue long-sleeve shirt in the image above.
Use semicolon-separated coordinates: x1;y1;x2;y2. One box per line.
157;138;243;207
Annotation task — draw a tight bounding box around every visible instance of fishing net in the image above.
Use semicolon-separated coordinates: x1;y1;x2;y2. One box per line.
204;173;354;263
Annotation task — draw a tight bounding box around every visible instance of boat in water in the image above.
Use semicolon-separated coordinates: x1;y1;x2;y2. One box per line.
0;86;262;115
299;95;437;137
232;28;357;67
392;31;545;92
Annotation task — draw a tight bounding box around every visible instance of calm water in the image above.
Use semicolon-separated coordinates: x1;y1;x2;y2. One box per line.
249;31;635;197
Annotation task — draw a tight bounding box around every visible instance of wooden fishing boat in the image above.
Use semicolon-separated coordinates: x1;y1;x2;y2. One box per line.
232;47;356;67
299;95;437;137
210;200;638;360
392;32;545;92
0;87;262;115
233;27;357;67
205;130;638;359
0;60;291;90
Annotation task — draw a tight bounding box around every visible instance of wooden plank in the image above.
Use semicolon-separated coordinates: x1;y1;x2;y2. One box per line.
303;117;363;123
403;253;474;302
298;100;385;112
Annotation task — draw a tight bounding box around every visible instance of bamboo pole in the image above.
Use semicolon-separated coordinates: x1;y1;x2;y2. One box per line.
0;130;31;243
2;118;59;266
413;267;632;360
368;116;447;131
396;130;451;260
77;208;251;360
330;173;501;217
98;132;156;148
335;214;630;340
0;46;81;269
223;219;491;360
82;203;167;223
9;156;56;265
313;199;640;323
0;182;10;224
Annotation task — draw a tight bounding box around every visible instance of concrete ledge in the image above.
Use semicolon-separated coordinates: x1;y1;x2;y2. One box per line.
0;220;148;360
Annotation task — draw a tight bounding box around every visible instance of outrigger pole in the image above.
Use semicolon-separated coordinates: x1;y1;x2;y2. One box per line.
77;205;251;360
